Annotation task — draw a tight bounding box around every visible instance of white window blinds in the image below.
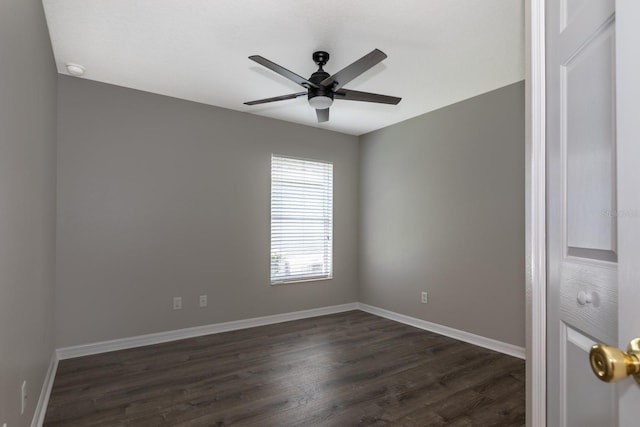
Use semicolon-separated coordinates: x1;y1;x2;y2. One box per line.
271;155;333;284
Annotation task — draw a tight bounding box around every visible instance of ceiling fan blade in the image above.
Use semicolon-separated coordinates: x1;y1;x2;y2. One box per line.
249;55;319;89
320;49;387;90
316;108;329;123
244;92;307;106
334;89;401;105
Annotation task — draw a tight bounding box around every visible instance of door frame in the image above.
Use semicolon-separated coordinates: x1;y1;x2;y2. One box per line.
525;1;546;426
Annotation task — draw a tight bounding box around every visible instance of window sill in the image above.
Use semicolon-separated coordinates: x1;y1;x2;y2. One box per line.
270;276;333;286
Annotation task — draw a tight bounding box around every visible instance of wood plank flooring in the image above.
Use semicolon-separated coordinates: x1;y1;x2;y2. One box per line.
44;311;525;426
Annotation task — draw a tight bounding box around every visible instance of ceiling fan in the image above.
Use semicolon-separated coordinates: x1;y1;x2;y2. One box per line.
244;49;401;123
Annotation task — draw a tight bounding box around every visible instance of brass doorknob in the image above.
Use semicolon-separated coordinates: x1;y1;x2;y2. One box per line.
589;338;640;383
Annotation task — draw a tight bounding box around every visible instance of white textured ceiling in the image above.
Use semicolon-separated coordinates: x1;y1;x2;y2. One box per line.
43;0;524;136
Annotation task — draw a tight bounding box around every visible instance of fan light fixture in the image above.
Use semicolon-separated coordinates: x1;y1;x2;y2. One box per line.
308;96;333;109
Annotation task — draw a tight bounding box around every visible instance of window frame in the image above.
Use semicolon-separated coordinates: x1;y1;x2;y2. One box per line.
270;154;334;285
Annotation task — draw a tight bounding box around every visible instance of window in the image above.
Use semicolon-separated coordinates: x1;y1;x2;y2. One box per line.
270;155;333;284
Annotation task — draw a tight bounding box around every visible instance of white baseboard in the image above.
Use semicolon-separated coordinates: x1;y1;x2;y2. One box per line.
57;302;359;360
31;352;58;427
357;303;526;359
56;301;525;361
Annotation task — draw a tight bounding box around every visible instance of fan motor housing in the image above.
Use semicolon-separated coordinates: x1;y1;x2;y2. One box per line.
308;70;333;104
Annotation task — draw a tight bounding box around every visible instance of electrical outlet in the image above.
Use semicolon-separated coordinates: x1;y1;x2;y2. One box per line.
21;380;27;414
199;295;207;307
421;291;428;304
173;297;182;310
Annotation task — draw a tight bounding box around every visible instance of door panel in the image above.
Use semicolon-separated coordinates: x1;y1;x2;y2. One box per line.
564;20;616;257
560;0;588;31
563;326;615;426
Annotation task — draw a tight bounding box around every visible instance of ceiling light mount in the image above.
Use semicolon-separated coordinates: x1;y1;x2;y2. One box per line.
312;51;330;70
65;63;85;77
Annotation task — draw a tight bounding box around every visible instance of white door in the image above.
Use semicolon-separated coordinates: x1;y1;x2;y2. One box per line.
546;0;640;425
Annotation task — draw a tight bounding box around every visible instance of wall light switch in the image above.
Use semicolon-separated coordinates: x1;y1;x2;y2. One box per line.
173;297;182;310
421;291;428;304
199;295;207;307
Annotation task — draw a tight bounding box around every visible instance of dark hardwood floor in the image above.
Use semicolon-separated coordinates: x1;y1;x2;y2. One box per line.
44;311;525;426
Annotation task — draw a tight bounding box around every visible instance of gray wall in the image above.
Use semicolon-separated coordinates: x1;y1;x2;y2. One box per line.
359;81;525;347
56;76;359;348
0;0;57;425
